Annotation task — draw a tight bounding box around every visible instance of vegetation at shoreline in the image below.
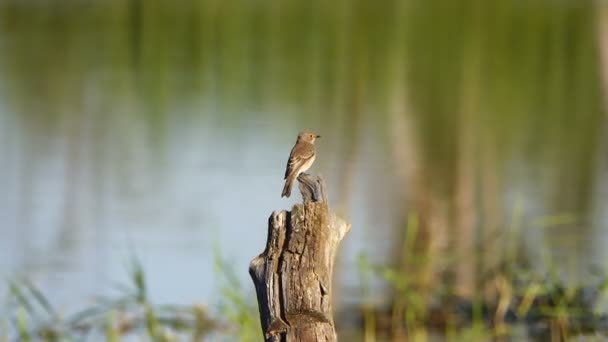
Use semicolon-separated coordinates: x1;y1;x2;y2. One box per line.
3;238;607;341
352;254;608;341
2;259;223;341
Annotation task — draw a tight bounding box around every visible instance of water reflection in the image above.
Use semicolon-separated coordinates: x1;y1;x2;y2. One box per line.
0;0;606;316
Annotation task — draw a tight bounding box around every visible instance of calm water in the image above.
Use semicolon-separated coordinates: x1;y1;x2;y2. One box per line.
0;0;607;315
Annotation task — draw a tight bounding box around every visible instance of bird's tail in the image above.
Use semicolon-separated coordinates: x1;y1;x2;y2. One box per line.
281;178;294;197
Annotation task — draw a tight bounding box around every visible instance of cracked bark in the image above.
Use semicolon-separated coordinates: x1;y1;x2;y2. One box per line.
249;174;351;341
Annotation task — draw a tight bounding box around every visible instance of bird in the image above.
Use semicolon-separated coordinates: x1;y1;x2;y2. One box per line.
281;131;321;197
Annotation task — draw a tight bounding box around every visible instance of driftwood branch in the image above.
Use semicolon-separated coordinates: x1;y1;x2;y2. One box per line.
249;175;350;341
297;173;328;203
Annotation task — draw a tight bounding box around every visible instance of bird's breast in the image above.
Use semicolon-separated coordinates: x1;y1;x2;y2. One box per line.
299;153;316;174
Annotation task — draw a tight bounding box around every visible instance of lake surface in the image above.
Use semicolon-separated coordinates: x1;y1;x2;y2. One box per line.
0;0;607;316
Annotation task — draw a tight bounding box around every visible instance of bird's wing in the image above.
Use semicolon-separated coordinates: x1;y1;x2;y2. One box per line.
284;143;315;179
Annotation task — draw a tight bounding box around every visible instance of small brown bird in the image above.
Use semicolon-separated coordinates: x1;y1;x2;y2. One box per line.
281;131;321;197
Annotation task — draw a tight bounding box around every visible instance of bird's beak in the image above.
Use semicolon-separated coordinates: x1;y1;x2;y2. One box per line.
316;135;321;138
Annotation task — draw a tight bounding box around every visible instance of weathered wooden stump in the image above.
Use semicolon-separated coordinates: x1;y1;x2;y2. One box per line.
249;174;351;341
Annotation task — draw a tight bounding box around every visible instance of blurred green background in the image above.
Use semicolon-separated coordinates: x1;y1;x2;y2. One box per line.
1;0;607;340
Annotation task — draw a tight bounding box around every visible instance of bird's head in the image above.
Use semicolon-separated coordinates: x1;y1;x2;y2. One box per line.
297;131;321;144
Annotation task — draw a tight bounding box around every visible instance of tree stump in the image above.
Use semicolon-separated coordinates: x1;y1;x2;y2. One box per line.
249;174;351;341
